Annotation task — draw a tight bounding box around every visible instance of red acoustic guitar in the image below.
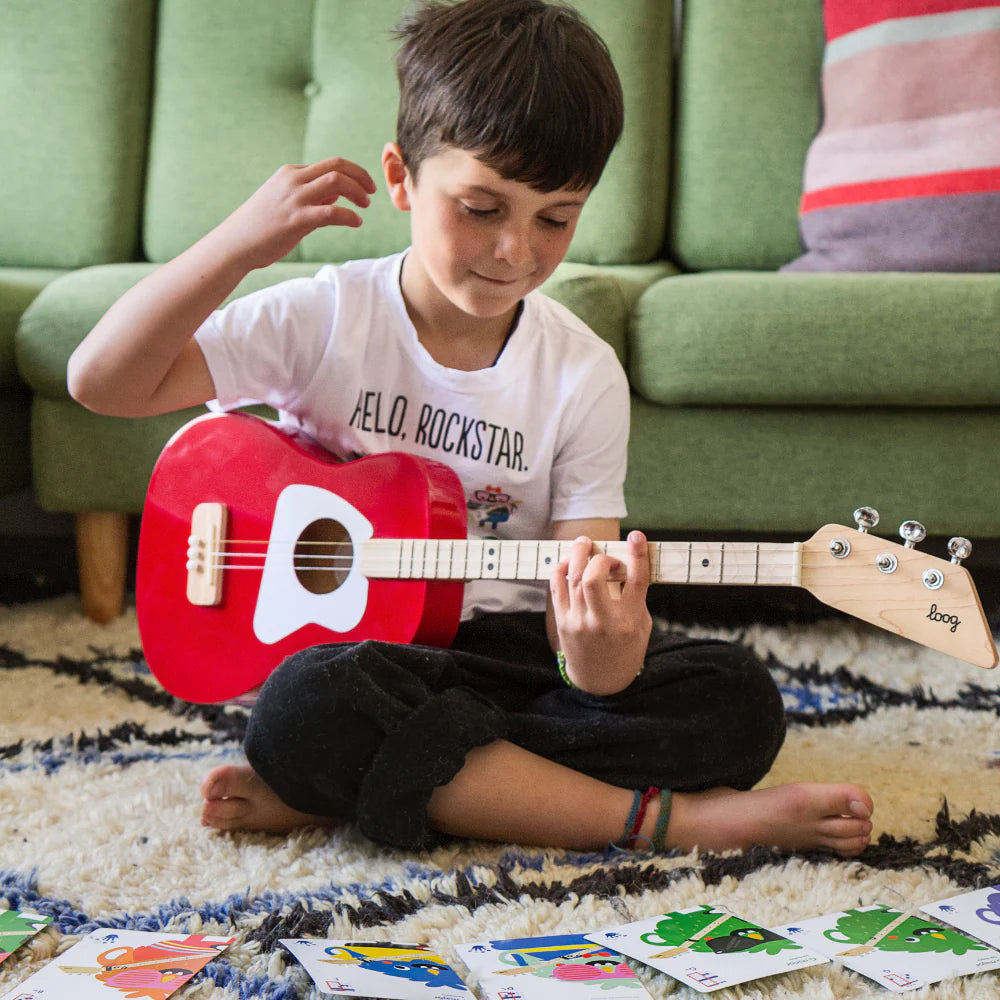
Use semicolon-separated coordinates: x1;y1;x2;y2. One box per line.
136;412;998;703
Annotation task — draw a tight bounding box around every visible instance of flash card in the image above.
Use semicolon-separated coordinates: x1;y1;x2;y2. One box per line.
585;904;828;993
456;933;652;1000
281;940;471;999
775;903;1000;992
0;909;52;965
922;885;1000;950
0;928;234;1000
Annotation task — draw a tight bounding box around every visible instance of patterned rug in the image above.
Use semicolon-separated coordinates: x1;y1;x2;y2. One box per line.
3;594;1000;999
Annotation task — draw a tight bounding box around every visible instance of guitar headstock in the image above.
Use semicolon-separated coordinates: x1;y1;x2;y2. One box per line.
801;509;997;669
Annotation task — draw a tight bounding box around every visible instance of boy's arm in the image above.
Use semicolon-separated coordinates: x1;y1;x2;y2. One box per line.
68;158;377;418
547;518;653;697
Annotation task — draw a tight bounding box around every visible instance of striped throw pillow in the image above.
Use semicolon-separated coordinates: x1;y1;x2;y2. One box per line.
784;0;1000;271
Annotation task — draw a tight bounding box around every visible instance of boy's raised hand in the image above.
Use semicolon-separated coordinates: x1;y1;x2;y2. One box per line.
550;531;653;696
221;157;378;271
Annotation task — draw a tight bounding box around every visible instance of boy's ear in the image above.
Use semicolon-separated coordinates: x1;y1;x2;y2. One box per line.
382;142;412;212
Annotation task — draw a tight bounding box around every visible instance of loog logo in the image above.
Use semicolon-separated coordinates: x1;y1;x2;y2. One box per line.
927;604;961;632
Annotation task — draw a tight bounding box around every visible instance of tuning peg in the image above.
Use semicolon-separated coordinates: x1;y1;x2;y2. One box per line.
899;520;926;549
853;506;880;533
948;536;972;565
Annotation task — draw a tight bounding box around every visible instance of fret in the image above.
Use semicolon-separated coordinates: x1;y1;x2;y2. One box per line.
465;539;484;578
498;541;520;579
481;541;501;579
537;541;561;579
517;540;540;579
448;539;467;580
399;538;414;578
423;538;439;579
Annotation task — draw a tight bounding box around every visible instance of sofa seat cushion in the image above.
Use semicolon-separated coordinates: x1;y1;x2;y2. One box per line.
0;268;65;389
17;260;672;400
630;271;1000;406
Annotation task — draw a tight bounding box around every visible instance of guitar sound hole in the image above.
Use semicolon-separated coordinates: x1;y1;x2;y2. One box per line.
294;518;352;595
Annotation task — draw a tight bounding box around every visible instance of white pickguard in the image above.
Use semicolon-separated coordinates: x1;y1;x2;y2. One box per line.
253;484;373;645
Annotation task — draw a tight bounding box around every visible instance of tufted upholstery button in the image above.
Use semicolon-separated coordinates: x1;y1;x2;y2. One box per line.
303;80;321;100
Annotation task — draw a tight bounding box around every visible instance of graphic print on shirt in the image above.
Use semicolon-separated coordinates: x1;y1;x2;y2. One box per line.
349;388;527;471
467;484;523;531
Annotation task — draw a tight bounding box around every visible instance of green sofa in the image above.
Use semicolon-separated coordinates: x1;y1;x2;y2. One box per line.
7;0;999;622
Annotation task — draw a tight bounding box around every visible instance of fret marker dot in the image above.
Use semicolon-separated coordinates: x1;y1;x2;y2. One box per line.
702;558;710;567
487;563;494;571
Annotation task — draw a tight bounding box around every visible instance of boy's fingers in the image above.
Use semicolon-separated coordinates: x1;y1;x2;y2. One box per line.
623;530;651;594
565;536;594;591
303;204;365;230
306;168;375;209
301;156;377;192
549;560;570;613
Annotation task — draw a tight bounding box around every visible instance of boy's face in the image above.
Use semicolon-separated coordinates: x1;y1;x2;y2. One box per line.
385;144;589;333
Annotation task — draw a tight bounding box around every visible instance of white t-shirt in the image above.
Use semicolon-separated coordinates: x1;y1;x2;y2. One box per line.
195;251;629;618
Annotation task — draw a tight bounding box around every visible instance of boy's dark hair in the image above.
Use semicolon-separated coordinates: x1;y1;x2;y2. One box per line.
394;0;624;192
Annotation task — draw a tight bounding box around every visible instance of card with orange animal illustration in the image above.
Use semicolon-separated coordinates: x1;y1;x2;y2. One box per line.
0;928;234;1000
281;940;471;999
0;909;52;966
456;933;652;1000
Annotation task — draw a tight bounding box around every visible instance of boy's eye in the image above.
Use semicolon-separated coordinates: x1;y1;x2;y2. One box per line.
461;204;497;218
540;217;570;230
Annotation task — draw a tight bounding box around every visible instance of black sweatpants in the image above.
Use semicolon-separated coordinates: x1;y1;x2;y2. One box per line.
243;612;786;850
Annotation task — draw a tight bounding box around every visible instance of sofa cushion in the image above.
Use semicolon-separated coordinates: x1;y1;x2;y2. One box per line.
0;0;154;268
17;261;671;400
630;271;1000;406
143;0;672;267
626;394;1000;535
0;268;64;388
670;1;824;270
785;1;1000;272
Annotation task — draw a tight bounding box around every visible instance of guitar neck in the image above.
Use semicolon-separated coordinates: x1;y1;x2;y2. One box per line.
360;538;802;587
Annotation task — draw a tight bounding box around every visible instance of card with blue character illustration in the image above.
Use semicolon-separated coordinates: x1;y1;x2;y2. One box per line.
922;885;1000;950
280;940;471;999
0;908;52;966
456;932;653;1000
584;904;829;993
774;903;1000;992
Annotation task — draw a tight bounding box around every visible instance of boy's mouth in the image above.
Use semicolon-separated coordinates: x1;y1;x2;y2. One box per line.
472;271;524;286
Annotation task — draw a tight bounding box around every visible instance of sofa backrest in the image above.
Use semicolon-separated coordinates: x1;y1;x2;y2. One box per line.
670;0;824;271
143;0;673;268
0;0;155;269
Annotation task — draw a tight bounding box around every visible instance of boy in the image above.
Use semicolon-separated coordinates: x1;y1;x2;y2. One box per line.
68;0;873;855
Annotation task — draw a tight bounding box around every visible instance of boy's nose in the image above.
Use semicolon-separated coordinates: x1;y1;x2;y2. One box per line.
494;225;534;267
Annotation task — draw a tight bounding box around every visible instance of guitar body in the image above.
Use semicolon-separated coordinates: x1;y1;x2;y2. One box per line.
137;412;467;703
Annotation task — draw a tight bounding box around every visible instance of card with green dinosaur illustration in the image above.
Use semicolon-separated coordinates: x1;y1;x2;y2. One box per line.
0;908;52;965
280;940;471;999
584;904;829;993
775;903;1000;992
456;933;652;1000
921;885;1000;951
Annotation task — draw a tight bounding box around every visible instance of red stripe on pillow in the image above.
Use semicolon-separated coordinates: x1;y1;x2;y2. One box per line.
824;0;1000;40
801;166;1000;212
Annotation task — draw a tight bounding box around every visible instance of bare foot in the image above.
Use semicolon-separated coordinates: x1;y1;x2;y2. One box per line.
657;782;874;857
200;764;336;833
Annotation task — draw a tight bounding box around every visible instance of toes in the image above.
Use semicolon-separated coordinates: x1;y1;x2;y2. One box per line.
201;764;254;801
201;798;249;830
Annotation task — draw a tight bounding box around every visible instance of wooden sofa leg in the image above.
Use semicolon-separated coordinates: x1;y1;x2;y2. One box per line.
76;511;128;623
